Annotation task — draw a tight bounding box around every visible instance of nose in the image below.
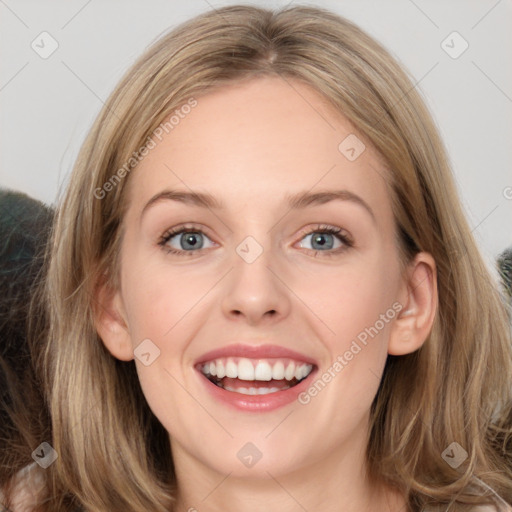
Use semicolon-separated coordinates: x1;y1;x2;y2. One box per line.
221;243;292;326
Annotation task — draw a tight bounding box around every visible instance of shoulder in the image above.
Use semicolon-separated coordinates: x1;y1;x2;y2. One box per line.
0;463;46;512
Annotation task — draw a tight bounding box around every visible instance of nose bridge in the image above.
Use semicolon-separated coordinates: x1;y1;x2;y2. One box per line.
231;232;277;295
221;230;291;323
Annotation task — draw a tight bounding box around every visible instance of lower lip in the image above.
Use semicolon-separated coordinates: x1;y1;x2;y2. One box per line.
196;369;317;412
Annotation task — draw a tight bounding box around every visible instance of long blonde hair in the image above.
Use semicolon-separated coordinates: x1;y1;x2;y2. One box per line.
9;4;512;511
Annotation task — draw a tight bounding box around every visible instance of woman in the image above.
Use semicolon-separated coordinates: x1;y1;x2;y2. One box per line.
2;5;511;511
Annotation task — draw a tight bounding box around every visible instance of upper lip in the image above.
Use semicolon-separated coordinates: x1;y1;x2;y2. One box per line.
195;343;317;366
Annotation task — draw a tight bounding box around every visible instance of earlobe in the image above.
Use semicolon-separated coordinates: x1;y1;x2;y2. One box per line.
93;274;134;362
388;252;438;356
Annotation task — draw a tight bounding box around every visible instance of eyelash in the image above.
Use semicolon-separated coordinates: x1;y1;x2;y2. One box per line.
158;223;354;258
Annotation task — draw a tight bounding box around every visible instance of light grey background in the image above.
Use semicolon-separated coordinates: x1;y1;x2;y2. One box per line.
1;0;511;274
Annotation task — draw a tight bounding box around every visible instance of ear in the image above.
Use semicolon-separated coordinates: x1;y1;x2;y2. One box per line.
388;252;438;356
93;273;134;361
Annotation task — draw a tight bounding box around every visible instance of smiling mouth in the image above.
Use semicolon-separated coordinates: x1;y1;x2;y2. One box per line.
197;357;314;395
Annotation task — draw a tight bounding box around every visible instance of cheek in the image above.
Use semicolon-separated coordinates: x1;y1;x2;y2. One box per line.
121;257;214;343
119;260;206;431
298;257;399;346
295;264;398;420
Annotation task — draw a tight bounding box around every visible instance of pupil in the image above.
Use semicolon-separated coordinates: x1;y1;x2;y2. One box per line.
181;232;203;250
312;233;333;250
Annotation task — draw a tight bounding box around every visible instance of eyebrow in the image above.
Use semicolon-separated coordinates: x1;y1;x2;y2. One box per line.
141;188;375;222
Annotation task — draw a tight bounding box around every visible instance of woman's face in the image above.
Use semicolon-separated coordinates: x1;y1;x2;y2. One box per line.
103;76;423;481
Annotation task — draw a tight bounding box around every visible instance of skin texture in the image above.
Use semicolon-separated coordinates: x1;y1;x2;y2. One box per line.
95;76;437;512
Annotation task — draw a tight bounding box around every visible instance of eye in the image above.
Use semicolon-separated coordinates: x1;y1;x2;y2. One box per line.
296;225;353;256
158;224;352;257
159;226;216;255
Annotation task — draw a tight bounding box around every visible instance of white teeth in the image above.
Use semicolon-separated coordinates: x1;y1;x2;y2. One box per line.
223;385;286;395
272;361;285;380
254;361;273;381
200;358;314;382
258;387;281;394
237;358;255;381
216;360;225;378
297;364;313;380
284;362;295;381
225;358;237;378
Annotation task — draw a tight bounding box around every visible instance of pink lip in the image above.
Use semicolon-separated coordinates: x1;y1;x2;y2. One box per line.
194;343;318;412
195;343;317;366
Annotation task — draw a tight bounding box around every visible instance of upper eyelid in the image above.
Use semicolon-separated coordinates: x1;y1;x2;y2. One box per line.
296;224;351;239
161;225;216;240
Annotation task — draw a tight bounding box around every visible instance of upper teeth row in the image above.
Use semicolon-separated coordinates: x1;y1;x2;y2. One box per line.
200;358;313;382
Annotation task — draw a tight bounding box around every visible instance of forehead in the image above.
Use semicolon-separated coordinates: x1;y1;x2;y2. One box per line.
127;76;392;225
